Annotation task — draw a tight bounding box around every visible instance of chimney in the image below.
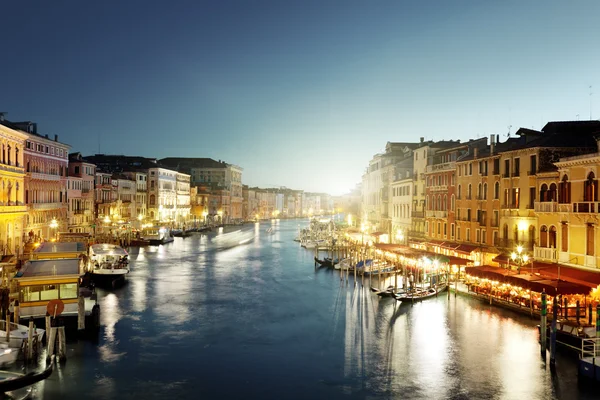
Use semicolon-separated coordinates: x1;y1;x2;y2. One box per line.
54;134;58;142
420;137;424;143
490;134;495;155
473;147;478;159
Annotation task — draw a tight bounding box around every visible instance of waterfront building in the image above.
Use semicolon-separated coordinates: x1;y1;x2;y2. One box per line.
122;170;148;226
497;121;600;255
67;153;96;234
158;158;243;220
536;137;600;268
175;171;191;225
147;166;189;224
13;121;70;241
410;139;461;242
302;192;321;216
0;119;28;257
190;186;210;225
449;138;495;264
390;175;413;244
113;174;136;222
95;170;113;225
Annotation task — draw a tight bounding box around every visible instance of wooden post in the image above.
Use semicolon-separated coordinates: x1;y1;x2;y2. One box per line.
541;289;547;359
45;313;51;334
5;314;9;343
27;319;34;361
576;300;580;325
57;325;67;361
550;296;557;369
563;297;568;319
14;301;19;325
78;296;86;331
47;326;57;360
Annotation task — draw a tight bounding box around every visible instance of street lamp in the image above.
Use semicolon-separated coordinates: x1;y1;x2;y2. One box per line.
511;245;530;274
396;229;405;245
49;218;58;240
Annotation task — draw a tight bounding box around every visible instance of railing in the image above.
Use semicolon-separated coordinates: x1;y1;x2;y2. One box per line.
478;218;487;226
534;246;557;262
426;161;456;173
501;203;518;209
502;173;510;178
481;171;488;176
0;164;24;174
572;202;600;214
0;205;27;213
411;211;424;218
30;172;61;181
429;185;448;192
512;171;520;177
492;169;500;175
30;202;65;210
534;201;557;213
72;209;85;215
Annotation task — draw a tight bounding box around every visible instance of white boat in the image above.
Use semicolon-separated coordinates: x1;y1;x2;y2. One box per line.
144;227;174;245
0;320;45;350
88;243;129;279
211;229;255;249
0;344;19;367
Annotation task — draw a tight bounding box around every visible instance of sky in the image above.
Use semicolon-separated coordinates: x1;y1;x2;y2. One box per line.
1;1;600;195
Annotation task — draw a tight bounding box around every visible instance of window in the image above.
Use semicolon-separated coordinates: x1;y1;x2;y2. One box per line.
587;224;595;256
530;155;537;175
457;227;461;240
451;223;455;239
514;158;520;176
493;159;500;175
483;183;487;200
494;182;499;199
561;224;568;252
466;228;471;242
20;283;77;303
444;223;447;237
481;230;486;244
504;159;510;177
476;229;480;243
469;163;472;176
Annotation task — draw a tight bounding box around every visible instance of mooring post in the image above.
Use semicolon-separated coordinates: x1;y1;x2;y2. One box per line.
576;300;581;326
541;289;547;360
27;318;34;361
57;323;67;362
14;300;19;325
550;295;557;369
78;295;86;331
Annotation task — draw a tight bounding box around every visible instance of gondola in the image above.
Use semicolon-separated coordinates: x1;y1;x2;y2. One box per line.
0;357;54;393
374;285;399;297
314;257;338;268
393;284;448;303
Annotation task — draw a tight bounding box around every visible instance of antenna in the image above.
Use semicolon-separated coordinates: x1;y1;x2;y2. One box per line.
507;125;512;138
590;85;593;120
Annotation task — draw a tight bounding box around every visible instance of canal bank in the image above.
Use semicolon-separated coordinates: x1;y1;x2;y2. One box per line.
31;220;598;399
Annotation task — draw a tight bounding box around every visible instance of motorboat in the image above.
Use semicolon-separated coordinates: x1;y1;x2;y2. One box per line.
211;229;255;249
88;243;129;282
394;284;448;303
0;344;19;367
144;227;174;245
0;320;45;352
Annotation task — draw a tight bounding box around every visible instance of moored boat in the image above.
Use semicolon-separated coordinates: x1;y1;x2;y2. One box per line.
0;357;54;394
88;243;129;285
314;257;339;268
144;227;174;245
394;283;448;303
0;321;45;349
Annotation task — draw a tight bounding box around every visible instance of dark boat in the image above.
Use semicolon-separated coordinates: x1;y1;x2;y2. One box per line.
171;230;192;238
375;285;398;297
0;358;54;393
538;320;596;353
314;257;338;268
394;284;448;303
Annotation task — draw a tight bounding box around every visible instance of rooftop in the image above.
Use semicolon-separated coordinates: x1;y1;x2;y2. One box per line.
17;258;81;278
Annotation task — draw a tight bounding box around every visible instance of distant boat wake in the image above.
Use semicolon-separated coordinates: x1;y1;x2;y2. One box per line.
211;229;255;249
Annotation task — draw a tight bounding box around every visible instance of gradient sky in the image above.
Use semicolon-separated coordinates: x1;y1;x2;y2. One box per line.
2;1;600;195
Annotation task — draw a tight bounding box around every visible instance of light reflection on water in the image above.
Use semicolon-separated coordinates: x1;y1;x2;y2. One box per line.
34;221;597;400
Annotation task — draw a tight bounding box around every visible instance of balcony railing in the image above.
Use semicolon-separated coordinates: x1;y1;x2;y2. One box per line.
30;202;65;210
429;185;448;192
490;220;499;227
426;161;456;173
501;203;519;210
558;203;571;213
534;246;557;262
512;171;520;177
478;218;487;226
534;201;557;213
502;173;510;178
0;164;24;174
426;210;447;218
411;211;424;218
0;205;27;213
30;172;61;181
572;202;600;214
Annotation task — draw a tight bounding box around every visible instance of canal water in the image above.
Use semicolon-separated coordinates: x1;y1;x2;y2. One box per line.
33;220;596;399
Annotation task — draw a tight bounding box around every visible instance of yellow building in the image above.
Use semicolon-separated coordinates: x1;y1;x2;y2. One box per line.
546;149;600;268
0;120;28;258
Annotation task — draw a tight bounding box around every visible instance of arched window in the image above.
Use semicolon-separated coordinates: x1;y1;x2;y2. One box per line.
443;194;447;211
559;175;570;204
549;183;557;202
494;182;499;199
477;183;482;200
483;183;488;200
503;224;509;247
451;194;455;211
468;184;472;199
584;172;598;202
560;224;567;252
437;195;441;211
540;183;548;202
540;225;548;248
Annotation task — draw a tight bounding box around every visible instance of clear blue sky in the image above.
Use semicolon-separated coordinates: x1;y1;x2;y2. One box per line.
1;1;599;195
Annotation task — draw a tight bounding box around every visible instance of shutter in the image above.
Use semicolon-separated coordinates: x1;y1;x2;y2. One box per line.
561;224;568;252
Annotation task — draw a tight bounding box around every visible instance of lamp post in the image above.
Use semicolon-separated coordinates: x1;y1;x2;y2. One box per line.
49;218;58;240
202;211;208;226
511;245;530;274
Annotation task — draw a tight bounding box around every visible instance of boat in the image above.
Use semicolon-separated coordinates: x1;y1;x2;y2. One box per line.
171;229;192;238
0;321;45;349
0;357;54;394
374;285;399;297
87;243;129;283
394;283;448;303
211;229;255;249
144;227;174;245
314;257;338;268
538;319;597;353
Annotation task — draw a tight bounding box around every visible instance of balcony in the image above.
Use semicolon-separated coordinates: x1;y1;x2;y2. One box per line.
411;211;424;218
502;173;510;178
478;218;487;227
0;204;27;213
30;172;61;181
512;171;520;177
426;210;448;218
30;202;65;210
534;246;557;262
558;203;571;213
426;161;456;173
534;201;557;213
429;185;448;192
0;164;24;174
501;203;519;210
572;202;600;214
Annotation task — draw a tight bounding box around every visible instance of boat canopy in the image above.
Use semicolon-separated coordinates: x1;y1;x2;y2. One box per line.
16;258;81;279
90;244;128;256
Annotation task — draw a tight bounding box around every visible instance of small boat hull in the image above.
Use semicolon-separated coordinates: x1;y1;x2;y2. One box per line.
395;284;448;303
